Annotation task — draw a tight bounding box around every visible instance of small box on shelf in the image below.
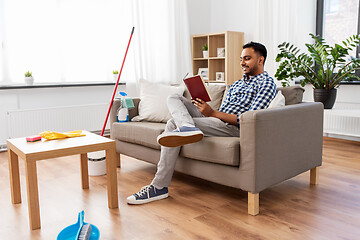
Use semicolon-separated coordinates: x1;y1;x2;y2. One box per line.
217;48;225;57
216;72;224;81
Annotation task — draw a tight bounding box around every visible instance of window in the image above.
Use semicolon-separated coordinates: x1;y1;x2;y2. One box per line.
317;0;360;79
324;0;339;14
0;0;134;84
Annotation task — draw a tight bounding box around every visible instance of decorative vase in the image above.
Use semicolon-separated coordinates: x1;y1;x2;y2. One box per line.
202;51;208;58
313;88;337;109
24;77;34;85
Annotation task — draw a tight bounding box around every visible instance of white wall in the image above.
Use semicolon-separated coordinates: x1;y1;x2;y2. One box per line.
186;0;211;35
209;0;256;41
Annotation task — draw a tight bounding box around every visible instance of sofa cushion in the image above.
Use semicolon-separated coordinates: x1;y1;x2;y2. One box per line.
277;86;305;105
184;84;226;110
181;136;240;166
268;90;285;108
111;122;165;150
112;121;240;166
132;80;185;123
220;84;231;107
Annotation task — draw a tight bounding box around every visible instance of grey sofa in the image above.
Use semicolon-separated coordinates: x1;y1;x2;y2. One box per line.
110;86;323;215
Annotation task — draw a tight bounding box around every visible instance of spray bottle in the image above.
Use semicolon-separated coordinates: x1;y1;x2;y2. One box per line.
117;92;129;122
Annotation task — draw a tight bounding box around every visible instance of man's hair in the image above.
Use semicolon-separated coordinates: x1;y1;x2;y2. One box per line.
243;42;267;64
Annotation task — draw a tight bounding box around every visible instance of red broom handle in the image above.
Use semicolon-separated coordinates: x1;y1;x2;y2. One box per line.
101;27;135;136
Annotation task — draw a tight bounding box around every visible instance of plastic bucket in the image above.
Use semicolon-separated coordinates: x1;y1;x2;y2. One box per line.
87;150;106;176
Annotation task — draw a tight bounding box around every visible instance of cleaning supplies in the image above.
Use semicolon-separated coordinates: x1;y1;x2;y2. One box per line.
116;92;134;122
57;210;99;240
76;211;91;240
78;223;92;240
100;26;135;136
26;135;41;142
39;130;86;140
117;92;129;122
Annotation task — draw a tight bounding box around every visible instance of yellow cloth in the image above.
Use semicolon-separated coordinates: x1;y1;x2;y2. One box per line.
39;130;86;140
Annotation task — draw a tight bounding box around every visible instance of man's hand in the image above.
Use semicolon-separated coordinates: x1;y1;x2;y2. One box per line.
192;98;214;117
193;98;239;126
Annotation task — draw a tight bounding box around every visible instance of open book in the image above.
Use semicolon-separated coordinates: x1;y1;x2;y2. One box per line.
183;75;211;102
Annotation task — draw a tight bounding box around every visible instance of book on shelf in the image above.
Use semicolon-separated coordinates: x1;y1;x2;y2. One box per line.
183;75;211;102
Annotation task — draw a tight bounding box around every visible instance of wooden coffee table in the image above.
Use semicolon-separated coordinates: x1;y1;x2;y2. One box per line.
7;131;119;230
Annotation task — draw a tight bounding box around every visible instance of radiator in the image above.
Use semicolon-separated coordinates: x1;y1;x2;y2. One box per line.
6;104;111;139
324;109;360;138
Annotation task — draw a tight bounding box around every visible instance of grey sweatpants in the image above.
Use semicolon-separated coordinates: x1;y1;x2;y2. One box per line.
151;94;240;189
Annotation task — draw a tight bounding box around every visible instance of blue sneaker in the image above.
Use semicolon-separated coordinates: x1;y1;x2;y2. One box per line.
157;126;204;147
127;185;169;204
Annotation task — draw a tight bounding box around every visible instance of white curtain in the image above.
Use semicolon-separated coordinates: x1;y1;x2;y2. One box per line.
253;0;316;81
0;0;191;88
127;0;192;96
0;0;7;81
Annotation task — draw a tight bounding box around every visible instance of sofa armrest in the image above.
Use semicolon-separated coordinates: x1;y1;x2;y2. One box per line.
238;102;324;193
110;98;140;125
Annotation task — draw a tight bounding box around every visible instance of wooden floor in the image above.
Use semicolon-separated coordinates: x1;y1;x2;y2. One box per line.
0;137;360;240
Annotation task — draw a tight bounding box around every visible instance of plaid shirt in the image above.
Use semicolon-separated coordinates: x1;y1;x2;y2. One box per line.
218;71;277;126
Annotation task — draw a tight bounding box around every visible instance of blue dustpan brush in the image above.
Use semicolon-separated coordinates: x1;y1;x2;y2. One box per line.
57;211;100;240
76;211;91;240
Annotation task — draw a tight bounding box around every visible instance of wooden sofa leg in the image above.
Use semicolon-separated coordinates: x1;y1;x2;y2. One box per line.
116;153;121;168
310;167;319;185
248;192;259;216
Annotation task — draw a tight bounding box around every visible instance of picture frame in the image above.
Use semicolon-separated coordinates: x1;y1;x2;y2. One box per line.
198;68;209;80
216;72;224;81
217;48;225;57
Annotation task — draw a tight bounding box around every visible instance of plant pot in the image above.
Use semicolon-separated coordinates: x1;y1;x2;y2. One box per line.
202;51;208;58
24;77;34;85
313;88;337;109
113;74;118;83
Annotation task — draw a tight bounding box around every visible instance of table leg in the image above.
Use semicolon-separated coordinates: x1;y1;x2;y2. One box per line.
80;153;89;189
116;153;121;168
8;149;21;204
106;147;118;209
25;160;41;230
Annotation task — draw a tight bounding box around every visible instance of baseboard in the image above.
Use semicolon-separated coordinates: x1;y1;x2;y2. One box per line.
324;133;360;142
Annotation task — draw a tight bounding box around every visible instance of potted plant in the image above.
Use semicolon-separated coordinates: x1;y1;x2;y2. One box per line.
275;33;360;109
113;70;119;83
24;71;34;85
202;43;208;58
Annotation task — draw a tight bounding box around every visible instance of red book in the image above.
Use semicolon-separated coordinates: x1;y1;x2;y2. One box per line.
183;75;211;102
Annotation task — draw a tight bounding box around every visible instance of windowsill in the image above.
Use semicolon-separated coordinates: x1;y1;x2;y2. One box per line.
0;82;126;90
294;80;360;85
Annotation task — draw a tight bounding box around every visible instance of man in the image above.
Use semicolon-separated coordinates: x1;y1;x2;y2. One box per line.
127;42;277;204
